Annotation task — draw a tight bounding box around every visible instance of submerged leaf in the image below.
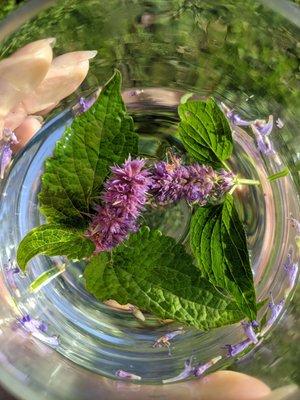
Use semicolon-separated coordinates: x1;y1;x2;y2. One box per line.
84;227;244;330
17;224;95;271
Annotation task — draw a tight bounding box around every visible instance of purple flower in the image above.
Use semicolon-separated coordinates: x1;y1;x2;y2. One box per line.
77;96;96;114
149;157;233;206
162;358;194;383
283;253;298;289
266;295;284;327
18;315;59;347
193;356;222;377
220;103;253;126
153;328;184;348
0;128;18;179
225;338;252;357
241;321;259;344
253;115;274;136
86;157;152;252
251;124;275;156
115;370;141;380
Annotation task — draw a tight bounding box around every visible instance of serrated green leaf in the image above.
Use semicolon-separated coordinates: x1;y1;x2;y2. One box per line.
17;224;95;271
39;70;138;227
190;194;257;320
84;227;244;330
178;98;233;167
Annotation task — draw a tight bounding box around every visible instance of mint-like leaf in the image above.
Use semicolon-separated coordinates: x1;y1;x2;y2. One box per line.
190;194;257;320
39;70;138;228
178;98;233;167
84;227;244;330
17;224;95;271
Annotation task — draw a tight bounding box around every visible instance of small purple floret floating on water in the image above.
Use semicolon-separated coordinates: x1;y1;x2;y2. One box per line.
283;252;298;289
115;369;141;381
220;103;253;126
266;294;284;328
17;314;60;347
225;338;252;357
153;328;185;349
0;128;18;179
241;321;259;344
162;356;222;383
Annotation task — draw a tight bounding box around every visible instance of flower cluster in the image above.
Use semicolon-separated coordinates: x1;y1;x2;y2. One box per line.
86;155;235;252
0;128;18;179
149;159;234;206
86;157;152;252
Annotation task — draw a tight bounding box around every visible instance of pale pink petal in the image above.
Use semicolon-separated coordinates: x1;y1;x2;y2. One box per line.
22;50;97;114
10;38;56;58
13;116;42;152
0;53;53;94
38;102;59;116
0;77;24;121
51;50;97;67
3;104;27;131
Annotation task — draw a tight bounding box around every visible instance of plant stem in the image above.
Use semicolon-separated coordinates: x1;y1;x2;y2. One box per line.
236;178;260;186
221;160;231;172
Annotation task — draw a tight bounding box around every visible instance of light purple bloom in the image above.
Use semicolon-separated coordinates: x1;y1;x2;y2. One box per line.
0;128;19;179
86;157;152;252
220;102;253;126
225;338;252;357
18;315;59;347
162;358;194;383
77;96;96;114
266;295;284;327
283;253;298;289
251;124;275;156
241;321;259;344
115;369;141;380
253;115;274;136
153;328;184;348
193;356;222;377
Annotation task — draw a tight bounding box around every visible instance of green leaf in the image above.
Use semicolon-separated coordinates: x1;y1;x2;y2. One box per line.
84;227;244;330
39;70;138;228
17;224;95;271
178;98;233;167
190;194;257;320
267;167;290;182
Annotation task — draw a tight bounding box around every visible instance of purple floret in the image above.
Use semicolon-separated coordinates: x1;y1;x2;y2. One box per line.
225;338;252;357
0;128;19;179
241;321;259;344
